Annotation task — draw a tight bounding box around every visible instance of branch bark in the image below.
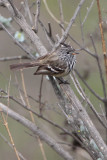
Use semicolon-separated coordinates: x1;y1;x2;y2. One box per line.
0;102;74;160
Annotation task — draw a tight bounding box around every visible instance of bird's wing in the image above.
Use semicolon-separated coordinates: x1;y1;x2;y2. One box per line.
34;59;67;76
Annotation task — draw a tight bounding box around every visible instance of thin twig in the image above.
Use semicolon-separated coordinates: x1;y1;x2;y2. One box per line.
21;1;28;17
20;69;35;122
0;85;46;107
96;0;107;81
90;34;106;98
14;74;26;106
6;75;11;121
70;73;107;129
38;20;55;46
39;75;44;115
1;75;21;160
90;31;107;143
82;0;95;26
42;0;68;25
96;1;107;143
99;104;107;123
18;88;45;106
0;132;27;160
29;1;36;9
0;22;35;59
32;0;41;33
20;70;47;160
54;0;86;50
7;0;18;16
0;55;29;61
79;10;85;46
24;0;33;26
75;69;104;102
57;0;64;34
1;112;21;160
0;88;58;115
48;22;52;38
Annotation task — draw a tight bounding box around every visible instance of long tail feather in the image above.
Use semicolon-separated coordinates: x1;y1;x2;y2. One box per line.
10;62;39;70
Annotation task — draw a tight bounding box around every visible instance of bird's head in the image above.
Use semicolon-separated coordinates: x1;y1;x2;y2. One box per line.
60;43;80;55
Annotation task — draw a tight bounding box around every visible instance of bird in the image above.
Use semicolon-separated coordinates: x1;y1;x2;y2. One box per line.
10;44;79;83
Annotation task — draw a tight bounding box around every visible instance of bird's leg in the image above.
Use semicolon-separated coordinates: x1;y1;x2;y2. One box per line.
56;77;70;84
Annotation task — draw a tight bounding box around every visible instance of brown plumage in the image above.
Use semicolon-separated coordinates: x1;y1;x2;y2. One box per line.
10;45;79;77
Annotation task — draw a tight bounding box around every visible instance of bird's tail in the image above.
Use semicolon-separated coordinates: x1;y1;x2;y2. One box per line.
10;61;40;70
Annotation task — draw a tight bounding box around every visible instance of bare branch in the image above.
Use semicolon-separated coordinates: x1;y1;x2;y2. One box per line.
24;0;33;26
48;22;52;39
32;0;41;33
42;0;68;25
1;111;21;160
75;69;104;102
54;0;86;50
49;76;107;159
0;93;96;159
0;22;35;59
0;102;74;160
38;75;44;115
70;72;107;129
90;34;106;98
57;0;64;34
59;84;107;159
96;0;107;81
82;0;95;26
19;69;47;160
0;132;27;160
79;11;85;46
7;0;18;16
2;0;47;55
38;20;55;46
0;55;29;61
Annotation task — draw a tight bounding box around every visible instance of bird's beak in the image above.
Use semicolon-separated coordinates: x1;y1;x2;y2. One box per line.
72;52;80;55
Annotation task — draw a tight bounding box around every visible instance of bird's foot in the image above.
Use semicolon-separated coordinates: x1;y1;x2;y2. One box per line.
56;77;70;84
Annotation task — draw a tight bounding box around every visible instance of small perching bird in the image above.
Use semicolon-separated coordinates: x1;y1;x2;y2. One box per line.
10;44;79;83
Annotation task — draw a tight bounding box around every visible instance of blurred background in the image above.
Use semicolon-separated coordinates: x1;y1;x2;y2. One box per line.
0;0;107;159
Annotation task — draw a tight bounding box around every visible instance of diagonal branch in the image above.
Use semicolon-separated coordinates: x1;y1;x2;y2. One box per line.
90;34;106;98
0;22;35;59
32;0;41;33
1;0;47;55
0;102;74;160
75;69;104;102
54;0;86;49
0;132;27;160
96;0;107;81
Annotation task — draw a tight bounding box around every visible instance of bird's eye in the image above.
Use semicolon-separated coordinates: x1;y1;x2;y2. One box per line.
66;51;70;54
